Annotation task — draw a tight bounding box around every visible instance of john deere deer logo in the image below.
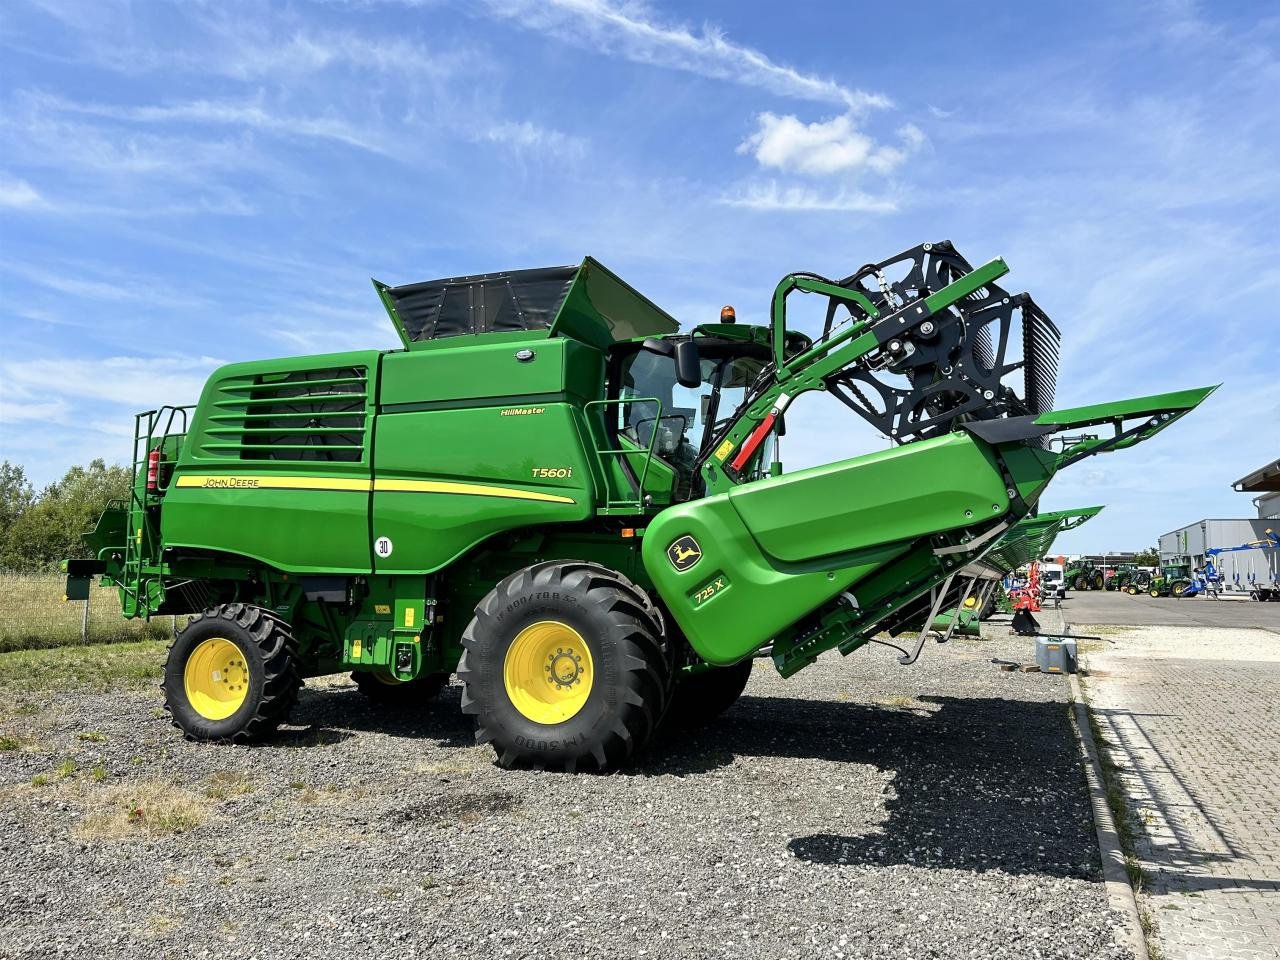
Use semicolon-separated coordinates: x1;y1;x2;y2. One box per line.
667;535;702;572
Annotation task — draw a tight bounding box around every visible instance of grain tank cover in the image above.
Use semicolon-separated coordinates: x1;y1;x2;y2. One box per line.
374;256;678;350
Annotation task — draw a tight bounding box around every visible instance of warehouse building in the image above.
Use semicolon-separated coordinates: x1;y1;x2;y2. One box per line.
1158;459;1279;587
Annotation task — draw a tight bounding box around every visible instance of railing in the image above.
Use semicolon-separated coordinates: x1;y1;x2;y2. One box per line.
584;397;662;513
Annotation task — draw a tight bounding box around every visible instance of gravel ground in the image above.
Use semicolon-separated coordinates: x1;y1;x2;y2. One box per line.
0;626;1130;960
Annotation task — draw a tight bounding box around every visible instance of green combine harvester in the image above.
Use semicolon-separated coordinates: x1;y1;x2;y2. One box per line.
65;241;1214;771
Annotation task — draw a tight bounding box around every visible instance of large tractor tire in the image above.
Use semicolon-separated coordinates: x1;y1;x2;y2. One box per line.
665;659;754;728
1170;579;1192;598
162;603;300;743
352;670;450;705
458;561;672;772
1092;571;1105;591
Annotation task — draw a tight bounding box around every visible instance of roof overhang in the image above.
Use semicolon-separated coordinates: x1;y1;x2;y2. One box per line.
1233;459;1280;492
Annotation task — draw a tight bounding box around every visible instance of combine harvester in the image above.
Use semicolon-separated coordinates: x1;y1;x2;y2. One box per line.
65;241;1214;771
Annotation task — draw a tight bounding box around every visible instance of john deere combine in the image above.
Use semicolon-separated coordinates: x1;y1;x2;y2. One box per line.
66;241;1213;771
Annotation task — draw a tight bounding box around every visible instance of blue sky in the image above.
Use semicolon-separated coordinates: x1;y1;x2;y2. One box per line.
1;0;1276;552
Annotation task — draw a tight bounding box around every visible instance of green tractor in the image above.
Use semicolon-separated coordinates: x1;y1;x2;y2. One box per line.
1066;559;1105;591
65;241;1213;771
1147;563;1192;598
1104;563;1137;591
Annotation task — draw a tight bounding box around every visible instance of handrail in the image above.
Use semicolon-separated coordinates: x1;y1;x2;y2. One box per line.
584;396;662;512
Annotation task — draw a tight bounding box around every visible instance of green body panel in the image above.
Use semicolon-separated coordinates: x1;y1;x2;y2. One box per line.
370;403;595;574
161;349;380;574
641;491;909;665
642;432;1022;665
728;433;1010;562
548;258;679;349
379;337;603;407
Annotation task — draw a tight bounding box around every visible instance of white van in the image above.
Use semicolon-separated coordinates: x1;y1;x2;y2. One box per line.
1040;562;1067;600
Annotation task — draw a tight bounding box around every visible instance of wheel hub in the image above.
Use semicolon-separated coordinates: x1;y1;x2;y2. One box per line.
183;637;250;721
503;621;594;725
547;649;583;688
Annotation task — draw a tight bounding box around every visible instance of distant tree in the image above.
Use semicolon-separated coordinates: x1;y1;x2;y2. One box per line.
1133;546;1160;566
1;459;132;571
0;461;35;539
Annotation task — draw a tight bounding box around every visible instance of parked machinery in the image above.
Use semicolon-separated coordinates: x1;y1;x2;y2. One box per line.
64;241;1213;771
1148;563;1192;598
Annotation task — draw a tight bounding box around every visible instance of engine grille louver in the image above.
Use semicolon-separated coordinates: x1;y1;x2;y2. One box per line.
201;366;368;463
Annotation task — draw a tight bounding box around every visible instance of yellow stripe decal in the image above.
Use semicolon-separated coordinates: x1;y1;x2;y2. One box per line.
373;478;575;503
175;474;574;504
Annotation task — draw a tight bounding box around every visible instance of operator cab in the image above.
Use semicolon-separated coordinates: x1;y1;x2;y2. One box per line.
606;333;774;501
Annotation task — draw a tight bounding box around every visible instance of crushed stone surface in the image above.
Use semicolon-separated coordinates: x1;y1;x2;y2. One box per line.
0;627;1130;959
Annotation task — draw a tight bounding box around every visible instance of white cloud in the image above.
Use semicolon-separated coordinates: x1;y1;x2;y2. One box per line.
481;0;887;110
0;175;47;209
717;180;899;213
739;114;924;177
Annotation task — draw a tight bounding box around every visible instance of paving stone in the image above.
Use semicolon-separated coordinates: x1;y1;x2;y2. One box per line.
1074;607;1280;960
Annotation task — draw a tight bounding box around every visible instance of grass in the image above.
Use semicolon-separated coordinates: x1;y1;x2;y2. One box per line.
74;780;206;840
0;640;166;692
203;770;254;800
0;573;174;653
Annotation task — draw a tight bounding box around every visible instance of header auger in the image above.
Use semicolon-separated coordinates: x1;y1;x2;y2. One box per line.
66;241;1215;771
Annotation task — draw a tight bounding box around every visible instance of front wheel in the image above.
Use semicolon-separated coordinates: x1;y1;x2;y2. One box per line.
162;603;300;743
458;561;672;772
1149;587;1162;598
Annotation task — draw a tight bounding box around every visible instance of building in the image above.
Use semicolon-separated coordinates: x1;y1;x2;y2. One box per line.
1233;459;1280;520
1159;458;1279;586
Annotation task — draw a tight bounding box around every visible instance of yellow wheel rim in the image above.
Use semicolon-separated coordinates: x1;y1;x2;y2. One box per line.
502;620;594;725
183;637;250;721
962;595;978;609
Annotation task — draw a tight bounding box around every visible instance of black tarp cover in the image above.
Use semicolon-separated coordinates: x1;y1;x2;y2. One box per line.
378;265;577;342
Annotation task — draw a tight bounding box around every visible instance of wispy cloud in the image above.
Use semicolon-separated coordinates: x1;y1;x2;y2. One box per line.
0;356;222;411
717;180;900;213
38;94;390;154
480;0;887;110
0;260;208;308
481;120;586;159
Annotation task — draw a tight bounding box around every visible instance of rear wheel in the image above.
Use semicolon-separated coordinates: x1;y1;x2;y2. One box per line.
1092;572;1105;590
162;603;300;743
665;660;754;728
352;670;450;705
458;561;671;772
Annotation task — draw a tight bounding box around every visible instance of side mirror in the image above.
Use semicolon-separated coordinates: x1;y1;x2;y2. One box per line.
674;340;701;388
